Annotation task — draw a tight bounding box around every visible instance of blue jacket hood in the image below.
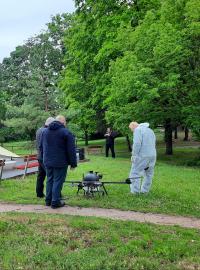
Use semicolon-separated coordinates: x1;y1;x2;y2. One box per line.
40;122;77;168
48;121;64;130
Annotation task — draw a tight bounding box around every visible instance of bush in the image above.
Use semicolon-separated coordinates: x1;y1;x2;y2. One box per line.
0;126;29;143
186;157;200;167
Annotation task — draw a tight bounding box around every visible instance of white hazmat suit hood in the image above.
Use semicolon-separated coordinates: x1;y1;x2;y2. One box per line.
138;123;149;128
132;122;156;158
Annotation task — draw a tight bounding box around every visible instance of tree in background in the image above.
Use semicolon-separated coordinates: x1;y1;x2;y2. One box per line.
182;0;200;139
0;0;199;149
0;89;6;143
60;0;142;144
105;0;199;154
0;91;6;123
0;49;27;142
0;45;30;107
0;18;69;140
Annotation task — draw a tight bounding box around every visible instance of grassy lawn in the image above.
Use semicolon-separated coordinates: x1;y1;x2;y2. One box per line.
157;147;200;167
1;136;200;270
1;212;200;270
1;152;200;218
2;140;36;156
1;136;200;217
3;136;200;165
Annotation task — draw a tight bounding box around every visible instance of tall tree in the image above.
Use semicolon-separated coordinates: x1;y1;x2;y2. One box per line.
182;0;200;138
105;0;198;155
0;31;65;140
60;0;158;143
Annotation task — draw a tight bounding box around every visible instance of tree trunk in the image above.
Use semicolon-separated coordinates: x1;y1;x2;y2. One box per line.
126;135;132;152
165;119;173;155
183;127;189;141
45;89;48;112
174;126;178;139
84;130;89;146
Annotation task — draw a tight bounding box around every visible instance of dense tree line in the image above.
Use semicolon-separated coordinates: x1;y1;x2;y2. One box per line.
0;15;68;141
0;0;199;153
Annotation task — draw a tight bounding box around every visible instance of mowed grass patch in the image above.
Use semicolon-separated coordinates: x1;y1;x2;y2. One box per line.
0;212;200;270
2;136;200;166
157;147;200;167
3;140;36;156
1;155;200;218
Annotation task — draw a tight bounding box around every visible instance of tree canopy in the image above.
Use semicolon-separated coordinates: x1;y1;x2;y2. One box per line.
0;0;199;151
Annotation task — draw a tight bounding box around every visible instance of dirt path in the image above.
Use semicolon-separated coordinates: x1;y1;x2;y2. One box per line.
0;202;200;229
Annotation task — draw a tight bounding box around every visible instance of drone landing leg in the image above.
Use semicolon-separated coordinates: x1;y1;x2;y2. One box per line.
102;183;108;196
77;186;81;195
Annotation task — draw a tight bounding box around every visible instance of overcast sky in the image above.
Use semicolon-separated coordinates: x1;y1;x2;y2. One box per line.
0;0;75;63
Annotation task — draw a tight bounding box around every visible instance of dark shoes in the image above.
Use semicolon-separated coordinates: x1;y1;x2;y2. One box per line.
45;202;51;206
51;201;65;209
37;194;45;198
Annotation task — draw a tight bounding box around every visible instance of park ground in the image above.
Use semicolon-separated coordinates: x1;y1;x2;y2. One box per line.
1;133;200;269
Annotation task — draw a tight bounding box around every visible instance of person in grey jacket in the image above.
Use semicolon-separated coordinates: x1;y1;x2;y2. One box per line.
35;117;55;197
129;122;156;194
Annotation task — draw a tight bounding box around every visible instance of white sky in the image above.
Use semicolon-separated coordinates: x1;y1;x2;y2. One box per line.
0;0;75;62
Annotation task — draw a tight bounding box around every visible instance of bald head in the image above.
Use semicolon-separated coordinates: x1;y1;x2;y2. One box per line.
129;121;139;132
56;115;66;126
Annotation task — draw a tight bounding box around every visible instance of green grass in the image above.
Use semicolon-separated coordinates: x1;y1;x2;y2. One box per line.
1;137;200;217
1;153;200;218
1;137;200;270
3;140;36;156
2;135;200;164
79;136;200;167
157;147;200;166
1;212;200;270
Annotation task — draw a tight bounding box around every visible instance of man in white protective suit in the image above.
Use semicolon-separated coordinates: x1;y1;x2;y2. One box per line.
129;122;156;194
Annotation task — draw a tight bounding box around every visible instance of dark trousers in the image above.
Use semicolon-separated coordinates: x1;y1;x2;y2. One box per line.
106;144;115;158
36;161;46;197
45;166;67;206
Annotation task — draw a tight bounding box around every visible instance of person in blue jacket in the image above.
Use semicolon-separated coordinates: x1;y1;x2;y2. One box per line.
40;115;77;208
129;122;156;194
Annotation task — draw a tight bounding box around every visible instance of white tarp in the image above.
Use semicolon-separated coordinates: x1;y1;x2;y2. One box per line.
0;146;20;159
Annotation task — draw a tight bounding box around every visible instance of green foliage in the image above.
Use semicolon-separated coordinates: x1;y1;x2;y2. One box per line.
1;0;199;148
183;0;200;138
60;1;143;140
5;104;51;140
0;127;20;143
0;17;71;139
101;0;199;153
47;13;73;54
59;0;200;154
0;92;6;123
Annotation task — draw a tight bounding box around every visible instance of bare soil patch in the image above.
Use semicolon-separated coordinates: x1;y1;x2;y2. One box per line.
1;202;200;229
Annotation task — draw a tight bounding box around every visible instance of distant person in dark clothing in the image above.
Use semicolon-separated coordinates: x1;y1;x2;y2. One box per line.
35;117;55;198
40;115;77;209
104;127;116;158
